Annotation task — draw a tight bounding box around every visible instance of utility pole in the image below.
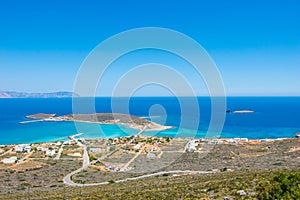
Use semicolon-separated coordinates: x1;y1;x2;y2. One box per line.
9;188;12;200
27;185;30;200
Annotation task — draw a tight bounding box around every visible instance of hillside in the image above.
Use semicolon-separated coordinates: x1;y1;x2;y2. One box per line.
0;138;298;199
0;170;299;199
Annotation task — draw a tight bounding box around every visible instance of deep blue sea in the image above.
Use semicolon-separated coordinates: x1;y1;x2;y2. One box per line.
0;97;299;144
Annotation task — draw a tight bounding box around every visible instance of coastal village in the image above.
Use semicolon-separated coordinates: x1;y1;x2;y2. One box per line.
0;134;175;172
1;134;297;172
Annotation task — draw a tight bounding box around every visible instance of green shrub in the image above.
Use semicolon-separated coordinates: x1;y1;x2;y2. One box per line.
256;171;300;199
108;179;115;184
89;155;97;161
221;167;227;172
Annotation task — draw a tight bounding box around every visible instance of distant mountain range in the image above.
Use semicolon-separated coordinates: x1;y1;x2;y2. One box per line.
0;91;79;98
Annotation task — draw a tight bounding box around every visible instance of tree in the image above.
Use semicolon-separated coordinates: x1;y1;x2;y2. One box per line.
89;155;97;161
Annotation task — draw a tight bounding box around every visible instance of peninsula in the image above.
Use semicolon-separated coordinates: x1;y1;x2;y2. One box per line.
0;91;78;98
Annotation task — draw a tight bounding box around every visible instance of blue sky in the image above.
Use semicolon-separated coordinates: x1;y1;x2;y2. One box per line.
0;0;299;96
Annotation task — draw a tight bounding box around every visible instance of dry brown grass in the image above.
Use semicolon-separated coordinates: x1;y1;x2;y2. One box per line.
9;160;45;172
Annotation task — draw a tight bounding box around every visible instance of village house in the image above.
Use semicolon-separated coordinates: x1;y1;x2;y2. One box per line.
14;144;30;153
37;146;44;151
45;149;56;157
133;143;142;150
73;152;81;157
90;147;102;153
2;156;17;164
24;145;32;153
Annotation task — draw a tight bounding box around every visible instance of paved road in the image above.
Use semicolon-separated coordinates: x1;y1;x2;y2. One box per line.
64;170;214;187
63;131;215;187
54;141;67;160
82;143;90;168
63;134;89;185
63;127;147;185
63;140;89;186
63;127;203;187
55;133;83;160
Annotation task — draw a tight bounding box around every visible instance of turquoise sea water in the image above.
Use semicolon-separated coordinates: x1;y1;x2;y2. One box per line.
0;97;299;144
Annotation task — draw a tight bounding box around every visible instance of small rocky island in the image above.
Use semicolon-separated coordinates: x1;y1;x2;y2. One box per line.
24;113;172;131
226;110;255;114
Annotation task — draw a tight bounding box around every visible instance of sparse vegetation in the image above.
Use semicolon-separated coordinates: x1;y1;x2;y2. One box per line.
0;138;298;199
0;169;299;199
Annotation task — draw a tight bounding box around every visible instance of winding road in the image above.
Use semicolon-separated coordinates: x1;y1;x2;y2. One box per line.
63;127;146;186
63;139;90;186
63;128;214;187
64;170;214;187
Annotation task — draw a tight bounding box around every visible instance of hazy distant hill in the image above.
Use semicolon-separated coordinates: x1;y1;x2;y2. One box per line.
0;91;79;98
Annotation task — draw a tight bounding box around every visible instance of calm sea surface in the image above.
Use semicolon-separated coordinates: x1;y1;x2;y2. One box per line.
0;97;299;144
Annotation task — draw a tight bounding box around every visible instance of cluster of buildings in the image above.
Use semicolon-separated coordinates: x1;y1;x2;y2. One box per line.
197;138;249;144
184;137;281;153
131;137;169;152
186;138;253;152
34;146;56;156
0;141;64;165
13;142;62;155
14;144;32;153
225;138;249;143
45;149;56;157
35;142;63;157
186;140;197;152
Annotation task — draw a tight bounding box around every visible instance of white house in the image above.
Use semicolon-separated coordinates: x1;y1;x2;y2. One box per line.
133;143;141;150
14;144;32;153
2;156;17;164
186;140;197;152
237;190;247;196
15;144;25;152
211;139;223;144
45;149;56;157
56;141;62;146
73;152;81;157
37;146;44;151
199;138;207;143
90;148;102;153
187;146;196;152
240;138;249;142
226;139;236;143
147;153;156;158
24;146;32;153
150;146;156;152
